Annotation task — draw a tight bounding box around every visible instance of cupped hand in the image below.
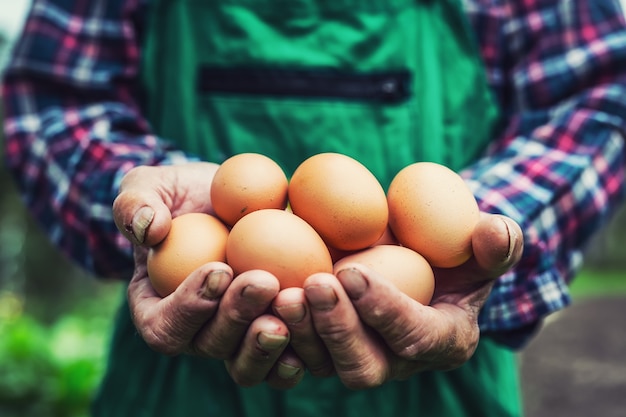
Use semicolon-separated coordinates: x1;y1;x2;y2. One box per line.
273;213;523;389
112;163;304;389
112;162;220;246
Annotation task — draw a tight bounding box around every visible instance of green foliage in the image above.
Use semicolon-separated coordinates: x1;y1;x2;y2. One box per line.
1;97;124;417
0;289;121;417
570;269;626;299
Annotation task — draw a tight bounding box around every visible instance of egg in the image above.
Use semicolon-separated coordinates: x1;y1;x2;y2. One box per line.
147;213;230;297
387;162;479;268
288;152;388;251
374;225;399;246
333;245;435;304
327;226;398;263
226;209;333;288
211;153;289;226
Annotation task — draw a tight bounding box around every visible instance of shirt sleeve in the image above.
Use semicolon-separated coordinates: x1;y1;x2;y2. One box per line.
1;0;193;279
464;0;626;347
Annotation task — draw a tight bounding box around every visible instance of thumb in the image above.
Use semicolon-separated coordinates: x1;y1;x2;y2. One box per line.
471;213;524;278
112;166;172;246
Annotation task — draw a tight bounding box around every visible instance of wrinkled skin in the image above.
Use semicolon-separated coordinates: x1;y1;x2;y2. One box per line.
112;162;523;390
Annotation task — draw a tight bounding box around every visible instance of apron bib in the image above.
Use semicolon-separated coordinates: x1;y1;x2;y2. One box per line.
139;0;499;184
93;0;522;416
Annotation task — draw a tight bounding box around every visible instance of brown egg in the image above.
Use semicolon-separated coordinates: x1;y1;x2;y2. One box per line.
333;245;435;304
226;209;333;288
374;225;399;246
387;162;479;268
288;152;388;251
211;153;289;226
327;226;398;264
147;213;230;297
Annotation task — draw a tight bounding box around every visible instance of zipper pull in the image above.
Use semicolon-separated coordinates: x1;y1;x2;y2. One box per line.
378;76;409;103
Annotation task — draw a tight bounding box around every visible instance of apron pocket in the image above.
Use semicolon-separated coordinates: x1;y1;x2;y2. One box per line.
197;66;412;104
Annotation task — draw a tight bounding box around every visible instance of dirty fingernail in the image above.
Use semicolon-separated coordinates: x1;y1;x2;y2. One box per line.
241;284;277;305
257;332;288;350
501;217;518;263
131;206;155;244
275;303;306;324
277;362;302;379
336;268;367;299
305;285;337;311
203;270;232;299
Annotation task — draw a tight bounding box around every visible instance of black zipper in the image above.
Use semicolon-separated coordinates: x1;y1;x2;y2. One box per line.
197;66;411;104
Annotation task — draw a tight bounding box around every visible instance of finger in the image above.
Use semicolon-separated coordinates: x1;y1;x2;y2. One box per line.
471;214;524;278
303;273;389;389
265;349;306;390
128;256;234;355
191;270;280;359
112;162;220;246
224;314;291;387
432;214;524;292
336;266;479;373
113;166;173;246
273;287;334;377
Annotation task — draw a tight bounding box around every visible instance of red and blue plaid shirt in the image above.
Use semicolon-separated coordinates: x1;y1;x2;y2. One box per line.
3;0;626;347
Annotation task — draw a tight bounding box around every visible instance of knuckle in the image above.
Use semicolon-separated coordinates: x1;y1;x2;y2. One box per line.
226;364;263;388
307;362;335;378
390;317;480;371
131;307;189;356
432;325;480;371
192;337;231;360
342;368;386;390
396;340;424;360
140;324;181;356
365;304;397;330
335;352;388;390
316;321;354;346
225;307;257;328
387;323;431;360
188;324;235;359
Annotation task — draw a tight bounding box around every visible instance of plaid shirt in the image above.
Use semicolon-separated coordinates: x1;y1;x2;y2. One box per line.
3;0;626;348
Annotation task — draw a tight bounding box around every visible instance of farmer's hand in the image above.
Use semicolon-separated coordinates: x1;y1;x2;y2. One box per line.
112;163;304;389
273;213;523;388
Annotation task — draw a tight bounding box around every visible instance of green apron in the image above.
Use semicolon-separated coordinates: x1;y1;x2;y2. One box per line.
93;0;523;415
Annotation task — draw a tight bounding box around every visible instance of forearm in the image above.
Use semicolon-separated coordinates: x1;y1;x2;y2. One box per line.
1;0;194;278
465;0;626;347
2;84;194;277
466;122;624;342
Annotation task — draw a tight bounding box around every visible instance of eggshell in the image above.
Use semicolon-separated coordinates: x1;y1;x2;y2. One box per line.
387;162;479;268
226;209;333;288
147;213;230;297
333;245;435;304
327;226;398;263
288;152;388;251
211;153;289;226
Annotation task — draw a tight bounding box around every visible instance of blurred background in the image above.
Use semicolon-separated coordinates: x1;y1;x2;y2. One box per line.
0;3;128;416
1;2;625;417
